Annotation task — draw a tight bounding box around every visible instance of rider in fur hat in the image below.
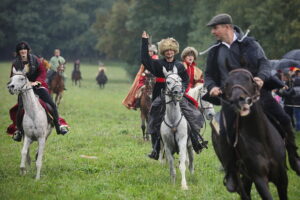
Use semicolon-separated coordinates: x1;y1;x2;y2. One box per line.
141;31;207;160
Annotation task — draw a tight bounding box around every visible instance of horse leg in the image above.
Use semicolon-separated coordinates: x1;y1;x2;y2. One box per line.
275;169;288;200
26;147;31;169
253;177;273;200
187;140;194;175
20;136;32;175
178;135;188;190
35;137;46;180
242;176;252;200
141;114;146;140
164;144;176;185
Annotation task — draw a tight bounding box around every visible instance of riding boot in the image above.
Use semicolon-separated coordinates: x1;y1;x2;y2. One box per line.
283;124;300;176
148;132;160;160
190;131;208;154
52;109;68;135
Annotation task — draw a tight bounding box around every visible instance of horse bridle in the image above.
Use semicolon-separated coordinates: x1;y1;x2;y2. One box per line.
226;69;260;106
164;73;183;104
10;73;33;93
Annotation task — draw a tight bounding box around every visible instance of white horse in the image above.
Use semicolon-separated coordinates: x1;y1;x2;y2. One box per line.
161;66;194;190
187;83;215;121
7;68;52;180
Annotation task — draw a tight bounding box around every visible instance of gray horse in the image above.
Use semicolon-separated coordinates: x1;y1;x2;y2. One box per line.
187;83;215;121
7;68;52;180
161;66;194;190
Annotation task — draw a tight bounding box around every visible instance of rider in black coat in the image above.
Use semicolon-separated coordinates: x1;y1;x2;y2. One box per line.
141;31;206;160
203;14;300;192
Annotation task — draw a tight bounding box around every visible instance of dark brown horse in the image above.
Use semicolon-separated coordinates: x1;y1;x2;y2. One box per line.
49;62;65;106
211;69;287;200
72;60;82;87
139;71;155;141
96;68;108;88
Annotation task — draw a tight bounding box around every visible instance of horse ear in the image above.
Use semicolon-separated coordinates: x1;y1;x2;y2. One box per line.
162;66;168;76
22;67;26;75
12;67;17;74
173;65;178;74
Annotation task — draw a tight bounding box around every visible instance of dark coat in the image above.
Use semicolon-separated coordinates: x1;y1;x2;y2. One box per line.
204;26;271;93
11;54;48;89
141;38;189;100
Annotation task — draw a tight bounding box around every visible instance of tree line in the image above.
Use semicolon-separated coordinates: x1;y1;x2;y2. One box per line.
1;0;299;77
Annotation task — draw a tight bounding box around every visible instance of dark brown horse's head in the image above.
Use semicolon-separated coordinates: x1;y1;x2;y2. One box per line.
144;70;155;97
223;69;260;116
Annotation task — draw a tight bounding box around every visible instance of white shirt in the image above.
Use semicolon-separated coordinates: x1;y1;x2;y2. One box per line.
222;33;237;48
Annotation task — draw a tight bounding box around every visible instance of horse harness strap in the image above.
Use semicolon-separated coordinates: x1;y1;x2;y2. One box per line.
163;113;184;134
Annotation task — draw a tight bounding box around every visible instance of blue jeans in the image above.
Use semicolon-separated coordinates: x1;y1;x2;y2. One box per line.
294;107;300;131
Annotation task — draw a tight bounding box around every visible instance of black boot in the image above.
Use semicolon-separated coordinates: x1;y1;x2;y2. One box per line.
12;130;23;142
190;131;208;154
148;133;160;160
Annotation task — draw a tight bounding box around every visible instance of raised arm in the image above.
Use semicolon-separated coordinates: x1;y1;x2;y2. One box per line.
141;31;157;75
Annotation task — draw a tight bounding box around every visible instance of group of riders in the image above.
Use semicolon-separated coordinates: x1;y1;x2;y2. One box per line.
6;13;300;193
7;43;69;142
122;13;300;192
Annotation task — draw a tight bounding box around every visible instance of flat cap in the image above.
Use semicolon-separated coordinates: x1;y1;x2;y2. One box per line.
206;13;232;27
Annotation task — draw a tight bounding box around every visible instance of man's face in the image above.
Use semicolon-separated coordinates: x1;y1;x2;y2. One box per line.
211;24;228;41
19;49;28;60
54;50;60;57
184;55;195;65
164;49;175;59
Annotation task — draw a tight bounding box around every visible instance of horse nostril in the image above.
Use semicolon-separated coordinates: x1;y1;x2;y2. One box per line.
9;85;14;89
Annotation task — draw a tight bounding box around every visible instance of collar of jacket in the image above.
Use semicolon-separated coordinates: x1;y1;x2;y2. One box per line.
199;25;250;55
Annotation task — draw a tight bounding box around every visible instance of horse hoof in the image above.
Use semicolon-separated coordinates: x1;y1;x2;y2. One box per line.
20;168;27;176
181;185;188;190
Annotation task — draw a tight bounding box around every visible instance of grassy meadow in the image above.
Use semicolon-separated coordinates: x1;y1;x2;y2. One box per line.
0;61;299;200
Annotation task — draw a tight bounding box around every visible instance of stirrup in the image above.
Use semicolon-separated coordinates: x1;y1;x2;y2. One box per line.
12;130;23;142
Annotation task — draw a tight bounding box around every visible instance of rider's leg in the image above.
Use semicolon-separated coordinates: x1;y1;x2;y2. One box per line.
261;90;300;175
13;95;24;142
147;96;165;160
219;103;238;192
180;97;207;153
34;88;68;135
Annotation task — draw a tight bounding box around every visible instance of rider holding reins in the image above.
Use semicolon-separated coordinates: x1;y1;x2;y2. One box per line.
7;42;69;141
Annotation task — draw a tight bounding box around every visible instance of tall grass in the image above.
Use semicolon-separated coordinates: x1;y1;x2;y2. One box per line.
0;61;299;200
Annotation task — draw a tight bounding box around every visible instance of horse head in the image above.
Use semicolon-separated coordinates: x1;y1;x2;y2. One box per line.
7;67;31;95
163;66;183;102
57;61;65;75
223;68;260;116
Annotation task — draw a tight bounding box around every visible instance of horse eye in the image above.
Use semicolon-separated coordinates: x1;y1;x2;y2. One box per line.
166;81;170;85
20;78;25;81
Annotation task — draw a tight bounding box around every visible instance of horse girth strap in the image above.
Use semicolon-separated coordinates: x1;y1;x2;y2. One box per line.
163;113;184;133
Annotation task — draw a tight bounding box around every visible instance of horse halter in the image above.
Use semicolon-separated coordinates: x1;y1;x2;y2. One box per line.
226;69;260;106
164;73;183;104
8;72;32;94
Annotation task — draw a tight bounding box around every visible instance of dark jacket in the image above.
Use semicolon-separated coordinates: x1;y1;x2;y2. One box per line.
11;54;48;88
292;77;300;105
204;26;271;93
141;38;189;100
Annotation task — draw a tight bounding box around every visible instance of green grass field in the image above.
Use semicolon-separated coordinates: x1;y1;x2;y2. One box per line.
0;61;299;200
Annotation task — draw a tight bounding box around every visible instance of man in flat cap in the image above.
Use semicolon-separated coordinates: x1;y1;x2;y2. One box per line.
204;13;300;192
